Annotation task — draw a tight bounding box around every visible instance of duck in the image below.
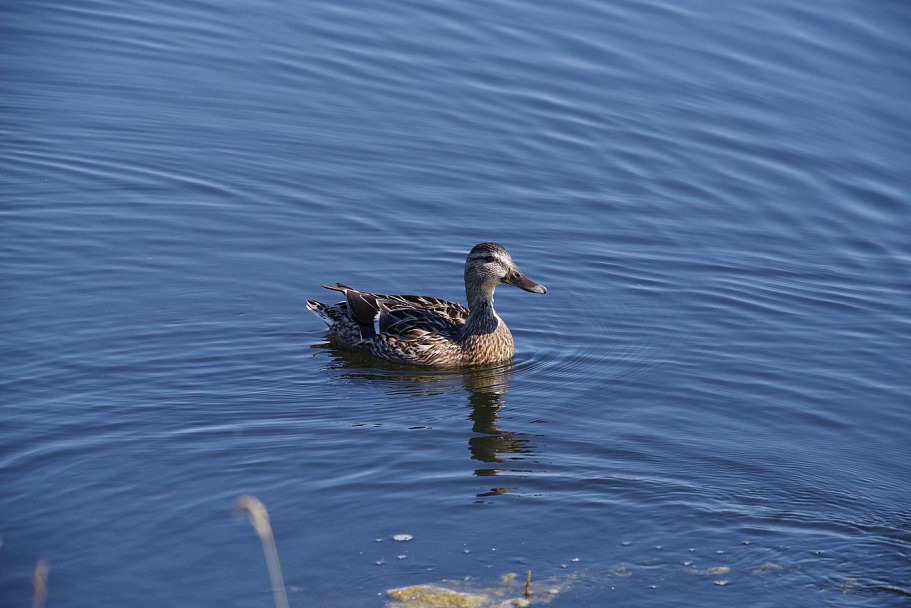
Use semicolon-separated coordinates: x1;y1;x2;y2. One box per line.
306;242;546;367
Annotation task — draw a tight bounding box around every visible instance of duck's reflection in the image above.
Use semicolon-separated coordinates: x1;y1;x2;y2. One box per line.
464;376;535;471
315;343;536;482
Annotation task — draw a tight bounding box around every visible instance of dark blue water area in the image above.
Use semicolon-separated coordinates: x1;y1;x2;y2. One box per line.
2;0;910;606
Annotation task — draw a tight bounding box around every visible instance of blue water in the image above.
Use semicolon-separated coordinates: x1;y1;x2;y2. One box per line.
2;1;910;606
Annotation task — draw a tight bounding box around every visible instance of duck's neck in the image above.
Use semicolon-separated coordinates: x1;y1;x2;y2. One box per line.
463;281;501;336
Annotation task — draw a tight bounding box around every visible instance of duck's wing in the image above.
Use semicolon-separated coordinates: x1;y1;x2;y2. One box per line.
319;284;468;340
316;283;380;338
377;304;462;339
383;294;469;324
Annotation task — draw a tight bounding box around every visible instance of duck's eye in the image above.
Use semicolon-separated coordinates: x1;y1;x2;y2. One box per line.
485;255;496;263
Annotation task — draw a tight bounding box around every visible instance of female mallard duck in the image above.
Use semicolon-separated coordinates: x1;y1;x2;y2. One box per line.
307;242;546;367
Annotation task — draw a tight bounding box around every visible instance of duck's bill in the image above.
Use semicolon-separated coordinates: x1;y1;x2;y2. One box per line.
507;273;547;294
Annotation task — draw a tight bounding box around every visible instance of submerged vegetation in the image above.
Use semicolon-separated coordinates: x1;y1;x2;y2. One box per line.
11;495;853;607
231;495;568;608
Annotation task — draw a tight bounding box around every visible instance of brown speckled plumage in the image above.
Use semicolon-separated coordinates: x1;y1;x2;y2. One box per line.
306;243;546;367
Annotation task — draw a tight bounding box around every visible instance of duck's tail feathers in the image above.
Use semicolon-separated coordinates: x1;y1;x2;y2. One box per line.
319;283;354;293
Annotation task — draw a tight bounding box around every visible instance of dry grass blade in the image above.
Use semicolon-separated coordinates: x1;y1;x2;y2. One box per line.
235;495;290;608
32;560;49;608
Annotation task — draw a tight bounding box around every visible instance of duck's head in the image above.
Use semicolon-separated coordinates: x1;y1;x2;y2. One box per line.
465;242;547;295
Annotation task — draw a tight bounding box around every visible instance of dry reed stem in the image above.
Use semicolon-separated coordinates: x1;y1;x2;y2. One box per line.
235;495;290;608
32;560;49;608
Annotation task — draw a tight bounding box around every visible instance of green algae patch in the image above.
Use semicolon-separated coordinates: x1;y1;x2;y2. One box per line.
752;562;784;575
387;572;570;608
692;566;731;576
387;585;489;608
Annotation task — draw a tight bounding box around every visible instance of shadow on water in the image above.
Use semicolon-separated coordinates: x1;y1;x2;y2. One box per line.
311;342;535;477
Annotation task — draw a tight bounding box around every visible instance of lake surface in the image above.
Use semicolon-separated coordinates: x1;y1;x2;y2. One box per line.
2;0;910;606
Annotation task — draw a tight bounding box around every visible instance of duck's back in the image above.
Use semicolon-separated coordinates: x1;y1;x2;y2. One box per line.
308;284;478;364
